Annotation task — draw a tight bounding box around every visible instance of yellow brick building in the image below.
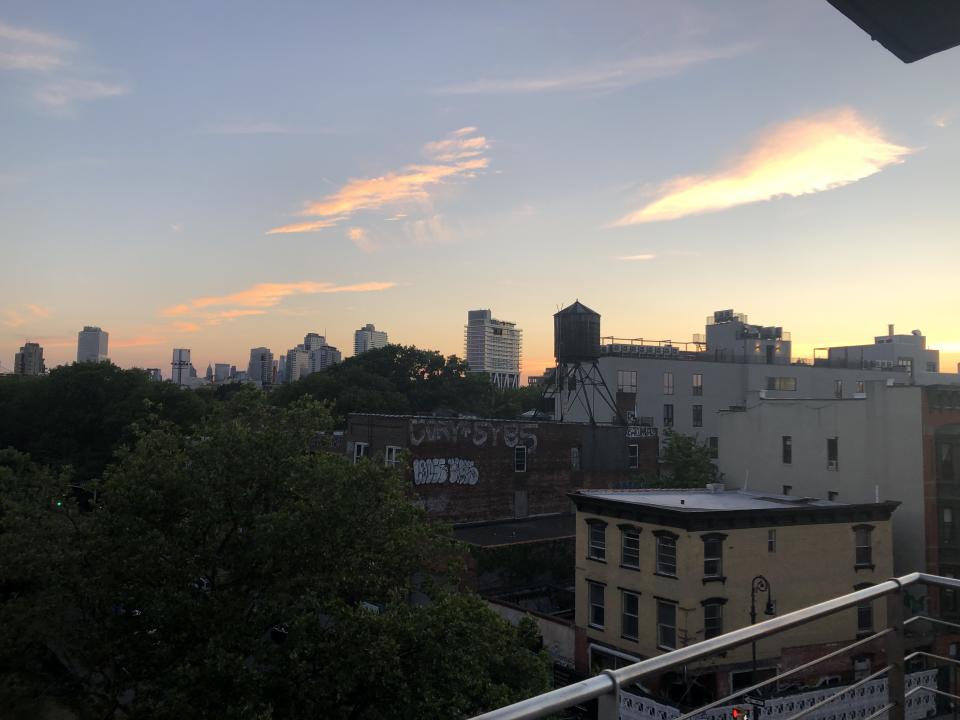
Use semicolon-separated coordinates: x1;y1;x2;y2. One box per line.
571;484;897;700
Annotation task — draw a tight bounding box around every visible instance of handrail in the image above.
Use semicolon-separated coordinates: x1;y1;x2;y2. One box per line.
472;573;960;720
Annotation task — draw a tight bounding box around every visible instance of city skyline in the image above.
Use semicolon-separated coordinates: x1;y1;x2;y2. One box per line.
2;2;959;377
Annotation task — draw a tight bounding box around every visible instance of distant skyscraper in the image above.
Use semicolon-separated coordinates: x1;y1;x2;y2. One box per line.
214;363;231;383
464;309;522;389
248;347;274;388
205;364;214;381
76;326;109;363
146;368;163;381
284;333;341;382
14;342;45;376
171;349;193;386
354;323;388;355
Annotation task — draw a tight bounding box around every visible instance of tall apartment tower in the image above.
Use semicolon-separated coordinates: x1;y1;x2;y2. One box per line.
171;349;193;386
14;342;45;376
464;309;522;389
248;347;274;389
354;323;388;356
77;326;109;363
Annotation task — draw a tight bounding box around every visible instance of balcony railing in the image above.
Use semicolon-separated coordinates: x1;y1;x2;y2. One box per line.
472;572;960;720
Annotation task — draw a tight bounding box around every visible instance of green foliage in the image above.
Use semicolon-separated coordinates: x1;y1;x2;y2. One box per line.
0;394;550;719
271;345;540;423
0;362;207;482
657;431;718;488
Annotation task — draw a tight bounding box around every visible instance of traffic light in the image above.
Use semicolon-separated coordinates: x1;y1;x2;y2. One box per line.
731;707;751;720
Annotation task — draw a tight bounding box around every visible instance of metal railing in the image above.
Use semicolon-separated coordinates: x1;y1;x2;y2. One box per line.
472;572;960;720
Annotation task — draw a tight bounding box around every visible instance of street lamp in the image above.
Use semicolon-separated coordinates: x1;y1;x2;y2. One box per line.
750;575;776;687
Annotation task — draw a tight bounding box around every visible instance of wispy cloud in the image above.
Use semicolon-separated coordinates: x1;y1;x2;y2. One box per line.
2;310;25;328
35;79;127;108
203;121;289;135
612;108;912;226
0;19;127;110
620;253;657;261
436;46;747;95
3;303;51;327
160;280;395;326
112;335;165;348
403;214;454;246
267;127;488;235
171;223;184;233
346;227;377;253
25;304;50;317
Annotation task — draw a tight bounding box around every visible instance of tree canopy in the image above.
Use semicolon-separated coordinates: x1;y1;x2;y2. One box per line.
271;345;541;423
0;393;550;719
657;431;719;488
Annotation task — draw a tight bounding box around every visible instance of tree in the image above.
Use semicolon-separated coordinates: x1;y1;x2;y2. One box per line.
0;362;208;483
0;394;549;719
658;431;718;488
271;345;540;423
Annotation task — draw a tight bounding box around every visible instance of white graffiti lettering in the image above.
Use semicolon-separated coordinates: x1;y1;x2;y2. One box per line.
413;458;479;486
408;419;538;452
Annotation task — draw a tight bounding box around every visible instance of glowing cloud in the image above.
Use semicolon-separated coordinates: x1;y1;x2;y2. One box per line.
613;108;913;226
346;227;376;253
160;280;395;326
112;335;166;348
267;128;488;235
620;254;657;261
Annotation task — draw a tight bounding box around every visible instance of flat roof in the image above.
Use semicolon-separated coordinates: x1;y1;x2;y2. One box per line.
453;513;575;547
573;488;844;512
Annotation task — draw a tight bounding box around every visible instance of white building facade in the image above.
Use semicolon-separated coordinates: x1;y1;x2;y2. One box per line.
14;342;45;376
77;326;109;363
464;309;522;390
248;347;274;388
354;323;388;355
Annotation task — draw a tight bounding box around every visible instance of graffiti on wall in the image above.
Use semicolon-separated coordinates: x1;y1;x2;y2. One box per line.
413;458;480;486
408;419;539;452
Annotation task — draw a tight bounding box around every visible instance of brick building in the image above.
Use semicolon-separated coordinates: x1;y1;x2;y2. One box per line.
343;413;658;524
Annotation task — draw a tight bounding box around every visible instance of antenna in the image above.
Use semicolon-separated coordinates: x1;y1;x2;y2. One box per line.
743;469;749;491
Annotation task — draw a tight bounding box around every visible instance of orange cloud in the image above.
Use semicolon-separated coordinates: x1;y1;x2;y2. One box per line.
26;304;51;317
346;227;377;253
613;108;913;226
267;128;488;235
620;254;657;261
112;335;166;348
159;280;395;326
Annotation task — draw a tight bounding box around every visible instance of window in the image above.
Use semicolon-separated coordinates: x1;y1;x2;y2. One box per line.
853;656;872;681
692;373;703;396
782;436;792;464
515;445;527;472
692;405;703;427
663;404;674;428
827;437;839;470
571;447;581;471
854;585;874;635
587;520;607;561
854;525;873;567
942;572;957;613
622;590;640;640
702;535;724;578
588;582;605;629
898;357;913;374
628;444;639;469
384;445;402;466
708;436;718;459
655;532;678;576
621;526;641;569
353;442;368;464
766;376;797;391
944;508;954;545
768;529;777;553
656;600;677;650
703;600;724;639
618;370;637;393
856;380;865;394
928;362;938;372
834;379;843;399
663;372;674;395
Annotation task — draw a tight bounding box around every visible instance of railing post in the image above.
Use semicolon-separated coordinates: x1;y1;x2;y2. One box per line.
886;586;905;720
598;670;620;720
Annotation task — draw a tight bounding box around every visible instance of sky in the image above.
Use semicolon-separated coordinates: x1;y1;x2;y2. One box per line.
2;1;959;378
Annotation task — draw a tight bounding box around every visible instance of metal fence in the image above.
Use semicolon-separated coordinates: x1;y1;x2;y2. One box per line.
472;572;960;720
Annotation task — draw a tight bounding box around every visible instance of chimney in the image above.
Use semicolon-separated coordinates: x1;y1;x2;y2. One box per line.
888;324;894;337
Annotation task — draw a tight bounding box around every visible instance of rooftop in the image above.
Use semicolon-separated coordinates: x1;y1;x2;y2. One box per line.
572;487;847;512
453;513;575;548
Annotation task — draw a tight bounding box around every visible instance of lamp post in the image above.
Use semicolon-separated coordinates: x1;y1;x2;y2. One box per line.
750;575;776;688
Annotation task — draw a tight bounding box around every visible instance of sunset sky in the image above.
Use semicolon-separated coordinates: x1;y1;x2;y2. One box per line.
2;2;959;377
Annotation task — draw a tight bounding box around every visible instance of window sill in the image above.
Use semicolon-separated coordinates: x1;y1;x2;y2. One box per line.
657;645;677;653
588;624;604;631
621;635;639;643
854;563;875;571
702;576;726;585
587;556;607;564
620;564;641;572
654;571;678;580
856;630;874;639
